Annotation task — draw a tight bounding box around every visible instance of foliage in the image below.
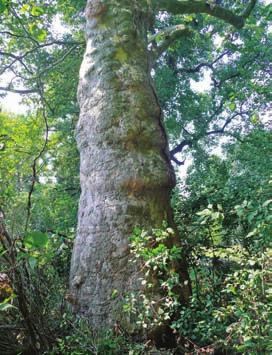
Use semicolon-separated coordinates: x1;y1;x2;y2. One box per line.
155;2;271;163
47;315;145;355
0;112;44;228
118;128;272;353
0;110;79;234
0;218;73;352
215;250;272;353
128;226;184;330
170;128;272;353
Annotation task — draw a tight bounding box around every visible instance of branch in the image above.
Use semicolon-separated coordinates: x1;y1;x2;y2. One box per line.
170;111;246;164
214;54;260;89
37;45;78;77
0;86;38;94
155;0;257;29
0;39;82;74
24;81;49;231
170;139;193;160
0;43;80;95
150;24;191;62
0;51;19;60
179;50;230;75
206;111;249;136
9;6;40;46
0;31;28;39
0;51;34;76
241;0;257;19
171;155;186;166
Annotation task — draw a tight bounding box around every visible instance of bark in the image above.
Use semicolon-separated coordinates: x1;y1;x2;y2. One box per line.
69;0;187;328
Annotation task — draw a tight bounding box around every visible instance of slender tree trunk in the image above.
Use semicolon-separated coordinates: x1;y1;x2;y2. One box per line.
70;0;184;328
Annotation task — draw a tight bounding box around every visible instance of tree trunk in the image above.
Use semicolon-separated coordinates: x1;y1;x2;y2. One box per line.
70;0;181;328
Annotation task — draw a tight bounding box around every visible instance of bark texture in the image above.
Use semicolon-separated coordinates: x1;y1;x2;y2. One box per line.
70;0;176;327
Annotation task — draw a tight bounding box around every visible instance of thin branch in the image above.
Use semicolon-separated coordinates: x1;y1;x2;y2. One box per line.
0;31;28;39
9;7;40;46
170;110;247;164
24;82;49;232
0;51;19;60
19;39;83;59
179;50;230;75
0;41;81;96
206;112;241;136
0;52;34;76
155;0;257;29
37;45;78;77
0;86;38;94
242;0;258;19
0;39;82;75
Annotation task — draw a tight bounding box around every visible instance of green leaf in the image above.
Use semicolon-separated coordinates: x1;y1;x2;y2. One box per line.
197;208;212;217
250;113;260;125
229;102;236;111
0;0;8;13
24;231;48;249
31;6;44;17
263;199;272;208
20;4;30;13
36;29;47;42
28;256;38;269
28;23;38;35
111;289;119;299
28;23;47;41
0;303;16;312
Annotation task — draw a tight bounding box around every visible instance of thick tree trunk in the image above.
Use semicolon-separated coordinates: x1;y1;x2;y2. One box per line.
70;0;179;328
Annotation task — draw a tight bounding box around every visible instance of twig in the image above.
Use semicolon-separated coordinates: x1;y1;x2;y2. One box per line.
24;81;49;232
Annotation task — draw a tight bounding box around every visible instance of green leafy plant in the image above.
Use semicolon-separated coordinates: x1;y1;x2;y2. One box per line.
127;226;187;333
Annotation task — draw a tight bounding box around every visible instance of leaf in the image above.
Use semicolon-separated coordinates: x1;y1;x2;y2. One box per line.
28;23;37;35
263;199;272;208
115;48;128;63
250;113;260;125
31;6;44;17
0;0;8;13
20;4;30;13
0;303;16;312
197;209;212;217
28;256;38;269
228;92;236;100
229;102;236;111
24;231;48;249
36;29;47;42
28;23;47;41
111;289;118;299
